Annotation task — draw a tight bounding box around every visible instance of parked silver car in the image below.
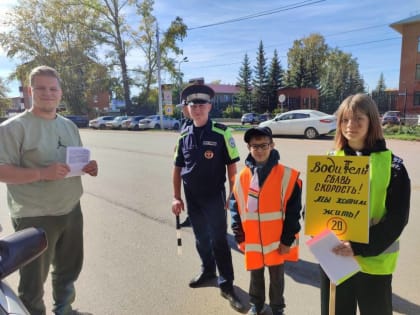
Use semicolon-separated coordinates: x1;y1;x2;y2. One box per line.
89;116;115;129
138;115;180;130
105;116;128;129
121;115;146;130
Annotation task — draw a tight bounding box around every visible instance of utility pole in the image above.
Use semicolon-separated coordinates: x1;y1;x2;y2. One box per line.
403;87;407;124
156;22;163;130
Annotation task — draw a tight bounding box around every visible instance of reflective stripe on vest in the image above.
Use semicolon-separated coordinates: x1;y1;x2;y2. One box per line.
336;150;398;274
233;164;300;270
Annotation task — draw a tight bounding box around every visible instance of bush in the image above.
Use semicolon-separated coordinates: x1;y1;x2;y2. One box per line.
223;105;242;118
383;124;420;140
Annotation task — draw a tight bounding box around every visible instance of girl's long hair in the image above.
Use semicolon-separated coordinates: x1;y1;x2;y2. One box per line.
334;93;384;150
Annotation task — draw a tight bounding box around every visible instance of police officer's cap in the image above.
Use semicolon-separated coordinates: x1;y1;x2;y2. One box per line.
181;84;215;104
175;99;188;109
244;127;272;143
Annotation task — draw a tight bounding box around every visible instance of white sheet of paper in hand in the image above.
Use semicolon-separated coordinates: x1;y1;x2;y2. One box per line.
65;147;90;177
306;229;360;285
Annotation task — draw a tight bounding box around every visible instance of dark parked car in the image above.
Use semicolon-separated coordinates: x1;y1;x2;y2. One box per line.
258;113;272;122
64;115;89;128
381;111;401;125
241;113;259;125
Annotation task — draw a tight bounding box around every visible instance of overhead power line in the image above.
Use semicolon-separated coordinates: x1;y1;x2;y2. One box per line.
188;0;326;30
339;37;400;48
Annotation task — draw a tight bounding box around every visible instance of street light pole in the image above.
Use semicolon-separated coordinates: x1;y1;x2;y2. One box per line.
178;57;188;105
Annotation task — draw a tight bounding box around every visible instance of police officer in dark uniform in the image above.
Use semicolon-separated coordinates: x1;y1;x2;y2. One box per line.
171;82;244;312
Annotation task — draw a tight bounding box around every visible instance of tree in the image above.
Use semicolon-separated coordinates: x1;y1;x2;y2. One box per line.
319;48;364;113
284;41;306;87
79;0;136;113
267;49;283;112
0;77;9;99
285;33;328;88
373;72;388;111
252;41;269;113
0;0;106;114
235;53;253;112
131;0;187;107
375;73;387;92
0;77;11;116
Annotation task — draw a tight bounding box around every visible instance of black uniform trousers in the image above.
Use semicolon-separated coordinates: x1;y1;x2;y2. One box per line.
185;189;234;291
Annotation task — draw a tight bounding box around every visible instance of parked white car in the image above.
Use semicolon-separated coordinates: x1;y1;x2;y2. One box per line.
89;116;115;129
138;115;180;130
105;116;128;129
259;109;336;139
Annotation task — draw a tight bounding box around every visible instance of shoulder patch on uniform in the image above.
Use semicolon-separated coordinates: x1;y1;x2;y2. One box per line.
214;122;227;131
228;136;236;148
391;154;403;171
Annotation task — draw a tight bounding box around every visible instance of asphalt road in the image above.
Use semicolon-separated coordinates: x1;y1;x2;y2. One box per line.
0;129;418;315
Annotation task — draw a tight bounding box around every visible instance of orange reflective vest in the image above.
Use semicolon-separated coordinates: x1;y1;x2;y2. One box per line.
233;164;301;270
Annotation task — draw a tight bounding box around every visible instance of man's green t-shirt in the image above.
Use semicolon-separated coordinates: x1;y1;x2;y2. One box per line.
0;111;84;218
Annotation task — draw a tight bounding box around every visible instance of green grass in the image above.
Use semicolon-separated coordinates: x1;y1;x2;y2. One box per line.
382;124;420;141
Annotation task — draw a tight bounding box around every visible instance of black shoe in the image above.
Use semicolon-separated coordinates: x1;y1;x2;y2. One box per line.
180;216;191;227
189;272;217;288
271;307;285;315
221;288;244;312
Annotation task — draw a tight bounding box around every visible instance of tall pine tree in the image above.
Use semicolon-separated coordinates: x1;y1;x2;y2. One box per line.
236;53;253;112
267;49;283;112
373;72;388;112
252;40;269;113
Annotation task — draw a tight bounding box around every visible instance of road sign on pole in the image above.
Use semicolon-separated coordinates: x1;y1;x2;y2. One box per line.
278;94;286;112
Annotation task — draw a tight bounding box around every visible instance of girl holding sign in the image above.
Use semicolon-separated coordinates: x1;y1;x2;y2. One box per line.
320;93;411;315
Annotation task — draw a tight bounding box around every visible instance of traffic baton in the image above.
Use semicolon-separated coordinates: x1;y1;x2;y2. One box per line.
176;215;182;255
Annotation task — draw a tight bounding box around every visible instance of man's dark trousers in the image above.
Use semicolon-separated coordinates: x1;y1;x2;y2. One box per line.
185;189;234;291
12;203;84;315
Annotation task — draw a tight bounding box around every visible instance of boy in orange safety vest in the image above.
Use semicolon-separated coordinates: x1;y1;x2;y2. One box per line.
230;127;302;315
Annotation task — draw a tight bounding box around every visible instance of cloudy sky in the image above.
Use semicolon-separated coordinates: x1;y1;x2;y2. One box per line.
1;0;419;97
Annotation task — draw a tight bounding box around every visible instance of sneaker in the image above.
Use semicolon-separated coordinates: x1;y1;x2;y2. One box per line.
248;304;268;315
220;288;244;312
271;307;285;315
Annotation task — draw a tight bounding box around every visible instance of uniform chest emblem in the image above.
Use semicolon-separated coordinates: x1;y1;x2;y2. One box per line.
204;150;214;159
